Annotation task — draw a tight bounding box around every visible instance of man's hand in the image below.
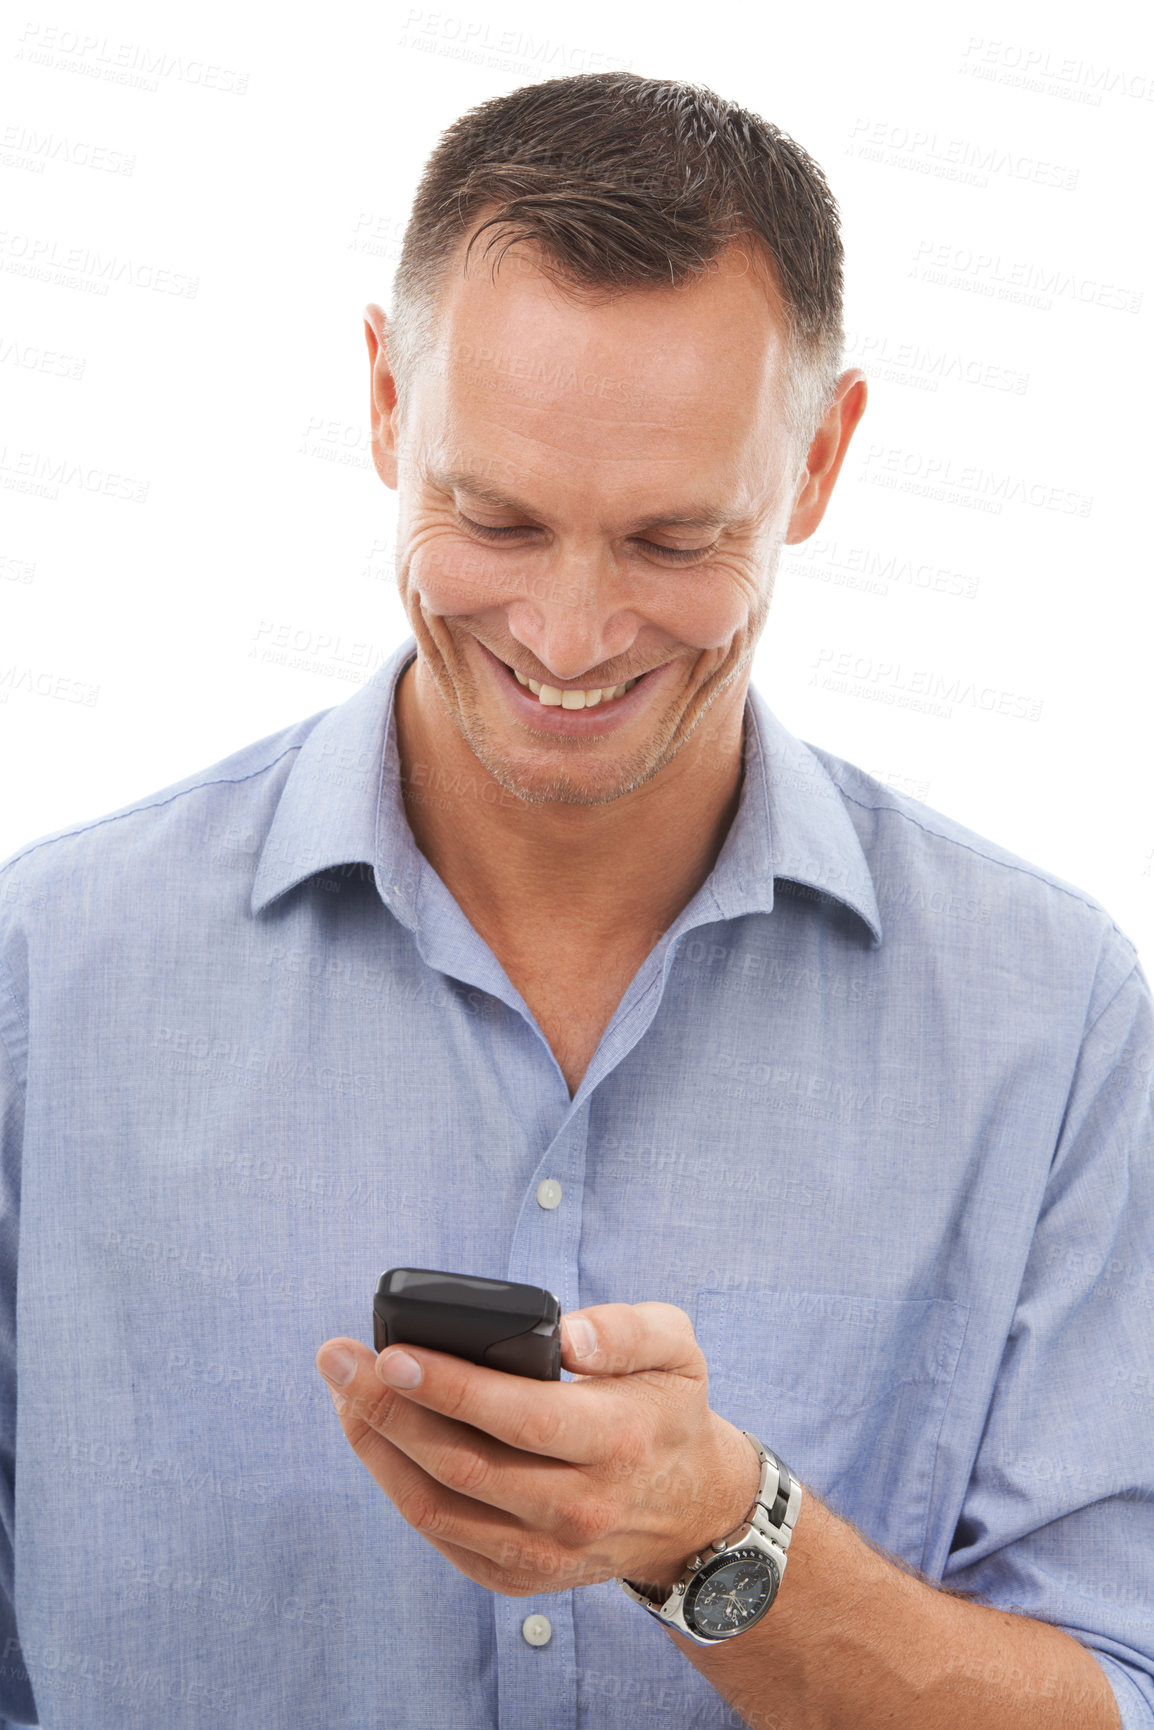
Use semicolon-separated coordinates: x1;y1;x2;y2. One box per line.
315;1302;760;1597
315;1309;1123;1730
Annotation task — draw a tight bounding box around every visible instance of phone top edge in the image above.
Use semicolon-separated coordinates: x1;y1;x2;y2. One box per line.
377;1267;560;1321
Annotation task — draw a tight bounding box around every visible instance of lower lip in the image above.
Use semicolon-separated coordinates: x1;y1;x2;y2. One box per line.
476;640;667;736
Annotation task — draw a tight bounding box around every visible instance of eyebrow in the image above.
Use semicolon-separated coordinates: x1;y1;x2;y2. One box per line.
426;467;749;534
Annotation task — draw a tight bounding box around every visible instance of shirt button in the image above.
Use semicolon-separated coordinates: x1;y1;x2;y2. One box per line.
521;1613;553;1646
536;1178;563;1210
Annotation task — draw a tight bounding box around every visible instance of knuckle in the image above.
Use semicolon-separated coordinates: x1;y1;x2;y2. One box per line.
347;1385;401;1438
514;1402;563;1455
434;1372;475;1424
441;1442;492;1498
396;1482;446;1536
554;1492;616;1547
671;1306;697;1347
640;1299;698;1354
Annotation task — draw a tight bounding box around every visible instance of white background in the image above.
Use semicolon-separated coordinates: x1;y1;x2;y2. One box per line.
2;0;1151;968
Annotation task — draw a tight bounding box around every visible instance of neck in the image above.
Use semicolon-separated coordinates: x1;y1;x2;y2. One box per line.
394;654;748;956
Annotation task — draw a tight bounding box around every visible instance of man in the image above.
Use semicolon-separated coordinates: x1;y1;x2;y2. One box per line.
0;70;1150;1730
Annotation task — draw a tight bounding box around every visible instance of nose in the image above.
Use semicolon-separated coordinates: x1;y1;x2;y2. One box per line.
504;556;641;683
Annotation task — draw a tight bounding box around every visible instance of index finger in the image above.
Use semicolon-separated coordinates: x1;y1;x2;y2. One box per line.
374;1300;703;1461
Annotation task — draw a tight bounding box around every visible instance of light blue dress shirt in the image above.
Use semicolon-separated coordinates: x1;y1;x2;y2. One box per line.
1;637;1151;1730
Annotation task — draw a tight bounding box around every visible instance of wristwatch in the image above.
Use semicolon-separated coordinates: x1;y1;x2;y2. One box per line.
617;1431;802;1646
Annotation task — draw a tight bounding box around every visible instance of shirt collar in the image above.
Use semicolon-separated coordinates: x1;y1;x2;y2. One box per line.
251;637;882;948
726;684;883;945
250;641;420;923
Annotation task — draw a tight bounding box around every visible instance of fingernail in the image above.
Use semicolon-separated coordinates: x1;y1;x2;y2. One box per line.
317;1345;357;1388
377;1350;422;1389
565;1316;597;1361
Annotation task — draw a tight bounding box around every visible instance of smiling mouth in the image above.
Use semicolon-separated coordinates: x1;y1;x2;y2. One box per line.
504;662;642;710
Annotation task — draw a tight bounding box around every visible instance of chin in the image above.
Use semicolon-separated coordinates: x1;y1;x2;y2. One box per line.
476;752;660;808
462;724;673;808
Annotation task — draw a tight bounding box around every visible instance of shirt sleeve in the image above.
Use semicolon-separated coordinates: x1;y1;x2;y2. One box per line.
0;891;40;1726
942;939;1154;1727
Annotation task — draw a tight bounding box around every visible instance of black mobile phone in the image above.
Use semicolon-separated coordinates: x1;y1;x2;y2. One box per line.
373;1267;562;1380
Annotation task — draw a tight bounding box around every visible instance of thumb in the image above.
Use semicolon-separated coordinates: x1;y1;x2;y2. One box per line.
559;1301;703;1380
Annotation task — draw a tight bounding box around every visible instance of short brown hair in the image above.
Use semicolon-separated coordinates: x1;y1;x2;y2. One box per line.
388;71;846;451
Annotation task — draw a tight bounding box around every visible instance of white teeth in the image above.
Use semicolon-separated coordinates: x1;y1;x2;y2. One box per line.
511;666;640;708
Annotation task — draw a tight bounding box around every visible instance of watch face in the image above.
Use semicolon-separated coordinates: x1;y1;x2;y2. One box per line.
683;1547;780;1639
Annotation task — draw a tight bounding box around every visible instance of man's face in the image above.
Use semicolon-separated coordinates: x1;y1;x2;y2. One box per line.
380;238;816;806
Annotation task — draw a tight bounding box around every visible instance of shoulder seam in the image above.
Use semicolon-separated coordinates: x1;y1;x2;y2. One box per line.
0;1013;24;1095
0;741;305;876
0;951;28;1097
827;771;1132;945
1081;959;1142;1045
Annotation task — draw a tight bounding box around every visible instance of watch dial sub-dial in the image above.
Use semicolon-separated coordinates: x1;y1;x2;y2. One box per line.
684;1547;780;1639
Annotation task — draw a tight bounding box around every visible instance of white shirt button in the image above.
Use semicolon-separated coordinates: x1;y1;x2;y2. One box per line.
521;1613;553;1646
536;1178;563;1210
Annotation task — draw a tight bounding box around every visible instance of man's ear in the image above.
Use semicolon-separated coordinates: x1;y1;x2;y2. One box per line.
784;371;868;545
364;302;400;490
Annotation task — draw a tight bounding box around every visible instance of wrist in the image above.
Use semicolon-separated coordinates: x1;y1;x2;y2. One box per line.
620;1431;802;1646
646;1415;762;1590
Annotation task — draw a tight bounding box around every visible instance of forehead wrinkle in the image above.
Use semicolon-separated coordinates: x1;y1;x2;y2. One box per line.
440;371;746;438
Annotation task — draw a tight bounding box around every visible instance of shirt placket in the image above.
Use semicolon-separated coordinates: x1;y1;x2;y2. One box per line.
493;1099;590;1730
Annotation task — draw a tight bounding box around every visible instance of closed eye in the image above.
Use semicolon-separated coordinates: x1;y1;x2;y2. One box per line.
455;512;716;564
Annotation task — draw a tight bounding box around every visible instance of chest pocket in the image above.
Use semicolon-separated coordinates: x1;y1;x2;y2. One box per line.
695;1288;969;1571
